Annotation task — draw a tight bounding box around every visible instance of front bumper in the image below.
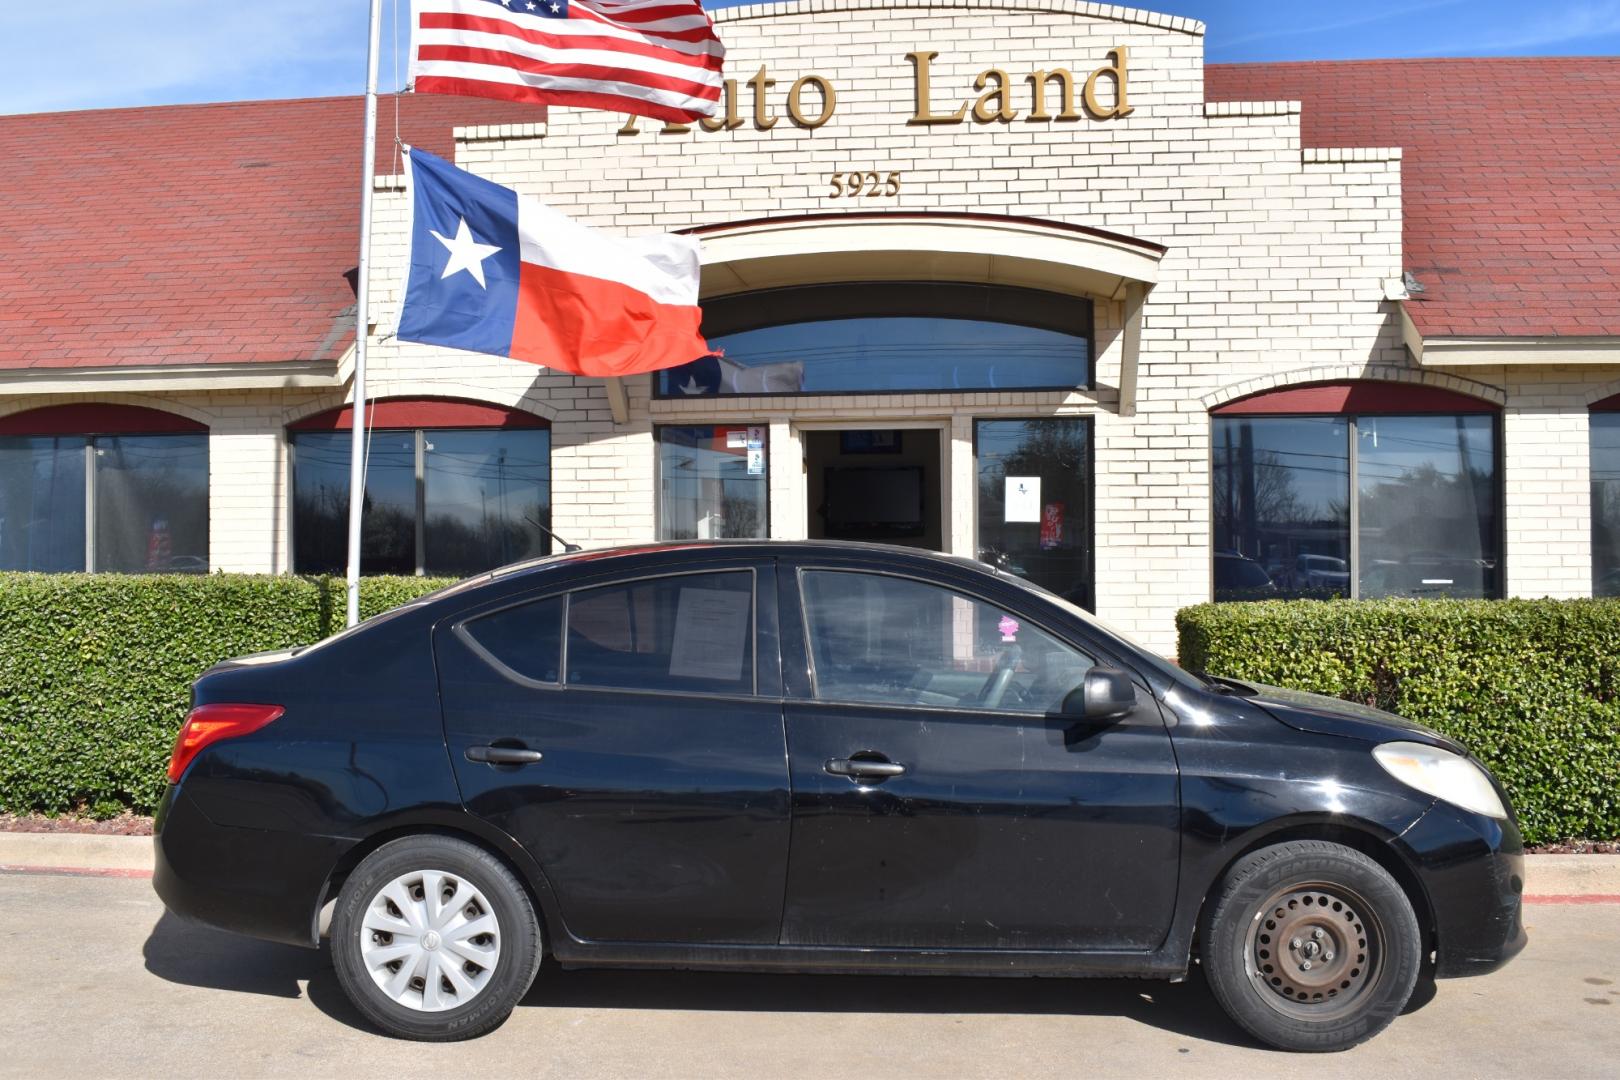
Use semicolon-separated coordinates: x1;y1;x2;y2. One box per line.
1397;799;1527;978
153;785;355;948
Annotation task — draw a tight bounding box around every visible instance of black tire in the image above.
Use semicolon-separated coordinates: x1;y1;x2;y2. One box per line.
331;835;542;1041
1199;840;1422;1053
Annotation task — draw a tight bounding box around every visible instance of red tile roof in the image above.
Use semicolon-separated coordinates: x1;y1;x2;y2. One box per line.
1206;57;1620;340
4;59;1616;374
0;94;541;371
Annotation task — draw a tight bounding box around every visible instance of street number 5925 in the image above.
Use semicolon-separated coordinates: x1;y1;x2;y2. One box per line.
828;171;902;198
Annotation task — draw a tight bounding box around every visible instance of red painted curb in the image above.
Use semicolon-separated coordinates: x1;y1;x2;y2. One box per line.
0;864;153;879
1524;893;1620;905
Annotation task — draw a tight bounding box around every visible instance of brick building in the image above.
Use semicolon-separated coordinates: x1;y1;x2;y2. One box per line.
2;1;1618;653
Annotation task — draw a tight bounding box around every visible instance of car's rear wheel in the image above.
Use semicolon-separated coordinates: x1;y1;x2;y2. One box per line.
331;835;541;1041
1200;840;1422;1052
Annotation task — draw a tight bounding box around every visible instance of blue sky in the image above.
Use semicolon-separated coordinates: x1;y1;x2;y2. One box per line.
4;1;1619;115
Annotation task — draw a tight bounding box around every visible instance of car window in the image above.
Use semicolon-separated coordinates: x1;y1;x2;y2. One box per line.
566;571;755;694
800;570;1094;713
462;595;564;684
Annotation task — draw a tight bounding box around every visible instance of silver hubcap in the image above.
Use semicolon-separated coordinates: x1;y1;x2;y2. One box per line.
360;869;501;1012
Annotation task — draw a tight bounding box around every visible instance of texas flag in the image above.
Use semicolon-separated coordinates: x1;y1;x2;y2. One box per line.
396;146;709;376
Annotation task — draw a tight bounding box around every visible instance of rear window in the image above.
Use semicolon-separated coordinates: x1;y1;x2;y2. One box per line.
566;571;755;694
462;596;565;684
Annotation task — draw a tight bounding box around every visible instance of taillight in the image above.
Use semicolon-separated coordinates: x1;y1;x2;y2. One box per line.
166;703;285;783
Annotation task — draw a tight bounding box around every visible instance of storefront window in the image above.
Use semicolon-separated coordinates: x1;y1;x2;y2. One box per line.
656;283;1091;398
1212;392;1500;601
975;418;1093;611
1213;417;1350;600
1357;415;1497;599
1592;412;1620;597
656;425;768;540
0;429;208;574
292;425;551;576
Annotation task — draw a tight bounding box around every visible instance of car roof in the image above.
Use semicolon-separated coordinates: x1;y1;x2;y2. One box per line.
489;539;996;582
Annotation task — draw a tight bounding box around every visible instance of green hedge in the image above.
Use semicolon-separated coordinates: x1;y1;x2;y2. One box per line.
1177;598;1620;845
0;573;452;818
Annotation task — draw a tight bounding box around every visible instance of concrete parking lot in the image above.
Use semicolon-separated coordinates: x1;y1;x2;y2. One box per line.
2;870;1616;1080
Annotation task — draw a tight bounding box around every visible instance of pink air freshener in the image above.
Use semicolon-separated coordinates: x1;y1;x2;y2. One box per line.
998;615;1020;642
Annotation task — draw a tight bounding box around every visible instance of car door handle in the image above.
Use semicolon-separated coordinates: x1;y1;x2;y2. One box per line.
825;757;906;779
465;745;544;766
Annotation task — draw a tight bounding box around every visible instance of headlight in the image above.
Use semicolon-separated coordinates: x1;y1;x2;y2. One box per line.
1373;741;1508;820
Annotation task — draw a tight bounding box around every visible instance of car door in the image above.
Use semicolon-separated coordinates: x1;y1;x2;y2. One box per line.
778;563;1180;951
435;561;790;945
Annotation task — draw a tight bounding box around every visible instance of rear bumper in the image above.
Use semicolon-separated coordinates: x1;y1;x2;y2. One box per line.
153;785;354;949
1397;800;1527;978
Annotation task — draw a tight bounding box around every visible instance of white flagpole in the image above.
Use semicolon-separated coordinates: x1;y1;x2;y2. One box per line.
346;0;385;628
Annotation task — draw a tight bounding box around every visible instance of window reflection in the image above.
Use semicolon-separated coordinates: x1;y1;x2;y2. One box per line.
424;430;551;577
1213;418;1350;600
657;283;1091;397
1593;414;1620;597
94;435;210;573
1357;415;1497;599
0;433;207;574
656;425;768;540
975;418;1094;610
1211;412;1500;602
292;427;550;577
0;436;87;572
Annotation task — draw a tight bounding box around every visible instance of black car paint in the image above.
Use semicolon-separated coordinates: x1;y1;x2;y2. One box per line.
153;541;1525;981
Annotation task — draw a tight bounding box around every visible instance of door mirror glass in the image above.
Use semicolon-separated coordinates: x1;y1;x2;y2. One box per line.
1062;666;1137;722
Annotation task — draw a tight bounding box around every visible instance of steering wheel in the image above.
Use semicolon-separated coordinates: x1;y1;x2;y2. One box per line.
975;645;1022;708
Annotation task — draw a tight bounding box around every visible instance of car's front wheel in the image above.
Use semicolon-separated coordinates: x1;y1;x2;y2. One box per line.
331;835;542;1040
1199;839;1422;1052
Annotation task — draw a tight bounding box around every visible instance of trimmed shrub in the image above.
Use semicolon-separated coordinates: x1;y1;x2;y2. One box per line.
0;573;452;818
1176;598;1620;845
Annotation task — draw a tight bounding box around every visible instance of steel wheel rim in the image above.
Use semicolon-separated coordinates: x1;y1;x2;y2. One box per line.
1243;880;1384;1021
359;869;502;1013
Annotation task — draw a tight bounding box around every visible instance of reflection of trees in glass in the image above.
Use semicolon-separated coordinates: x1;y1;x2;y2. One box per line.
975;419;1092;609
976;420;1086;516
721;493;761;539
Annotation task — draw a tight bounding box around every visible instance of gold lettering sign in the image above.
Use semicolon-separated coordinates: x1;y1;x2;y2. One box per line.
787;75;836;128
618;47;1135;136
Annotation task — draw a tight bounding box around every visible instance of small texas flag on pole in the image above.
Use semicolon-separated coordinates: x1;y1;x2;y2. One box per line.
396;147;709;376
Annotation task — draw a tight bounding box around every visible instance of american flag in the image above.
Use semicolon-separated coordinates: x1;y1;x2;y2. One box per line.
410;0;724;124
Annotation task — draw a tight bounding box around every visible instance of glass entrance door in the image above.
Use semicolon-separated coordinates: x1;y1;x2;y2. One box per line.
974;418;1094;610
804;428;943;551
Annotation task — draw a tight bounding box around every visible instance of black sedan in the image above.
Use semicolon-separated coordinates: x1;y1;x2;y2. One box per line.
154;541;1524;1050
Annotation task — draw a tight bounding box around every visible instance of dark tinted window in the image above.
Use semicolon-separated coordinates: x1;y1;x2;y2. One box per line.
292;427;551;576
566;572;754;694
1213;416;1349;600
463;596;564;684
1212;413;1499;601
1357;415;1498;599
656;283;1091;397
1594;414;1620;597
975;418;1094;611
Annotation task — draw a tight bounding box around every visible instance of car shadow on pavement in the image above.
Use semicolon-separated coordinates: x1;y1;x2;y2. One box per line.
142;912;1435;1048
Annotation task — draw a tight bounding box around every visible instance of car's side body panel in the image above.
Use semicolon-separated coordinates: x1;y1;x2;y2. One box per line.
151;541;1525;984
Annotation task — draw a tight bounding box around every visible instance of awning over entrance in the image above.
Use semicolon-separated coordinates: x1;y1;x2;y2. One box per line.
638;213;1166;418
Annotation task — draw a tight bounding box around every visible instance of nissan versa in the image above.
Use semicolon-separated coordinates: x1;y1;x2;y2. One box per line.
153;541;1525;1050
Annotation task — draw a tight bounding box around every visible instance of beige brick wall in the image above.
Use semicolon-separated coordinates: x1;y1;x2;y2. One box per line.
2;1;1610;654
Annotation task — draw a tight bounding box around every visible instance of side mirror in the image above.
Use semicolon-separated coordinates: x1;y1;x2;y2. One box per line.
1061;666;1138;723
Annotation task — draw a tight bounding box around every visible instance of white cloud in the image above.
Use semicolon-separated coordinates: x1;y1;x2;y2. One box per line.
0;0;404;115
